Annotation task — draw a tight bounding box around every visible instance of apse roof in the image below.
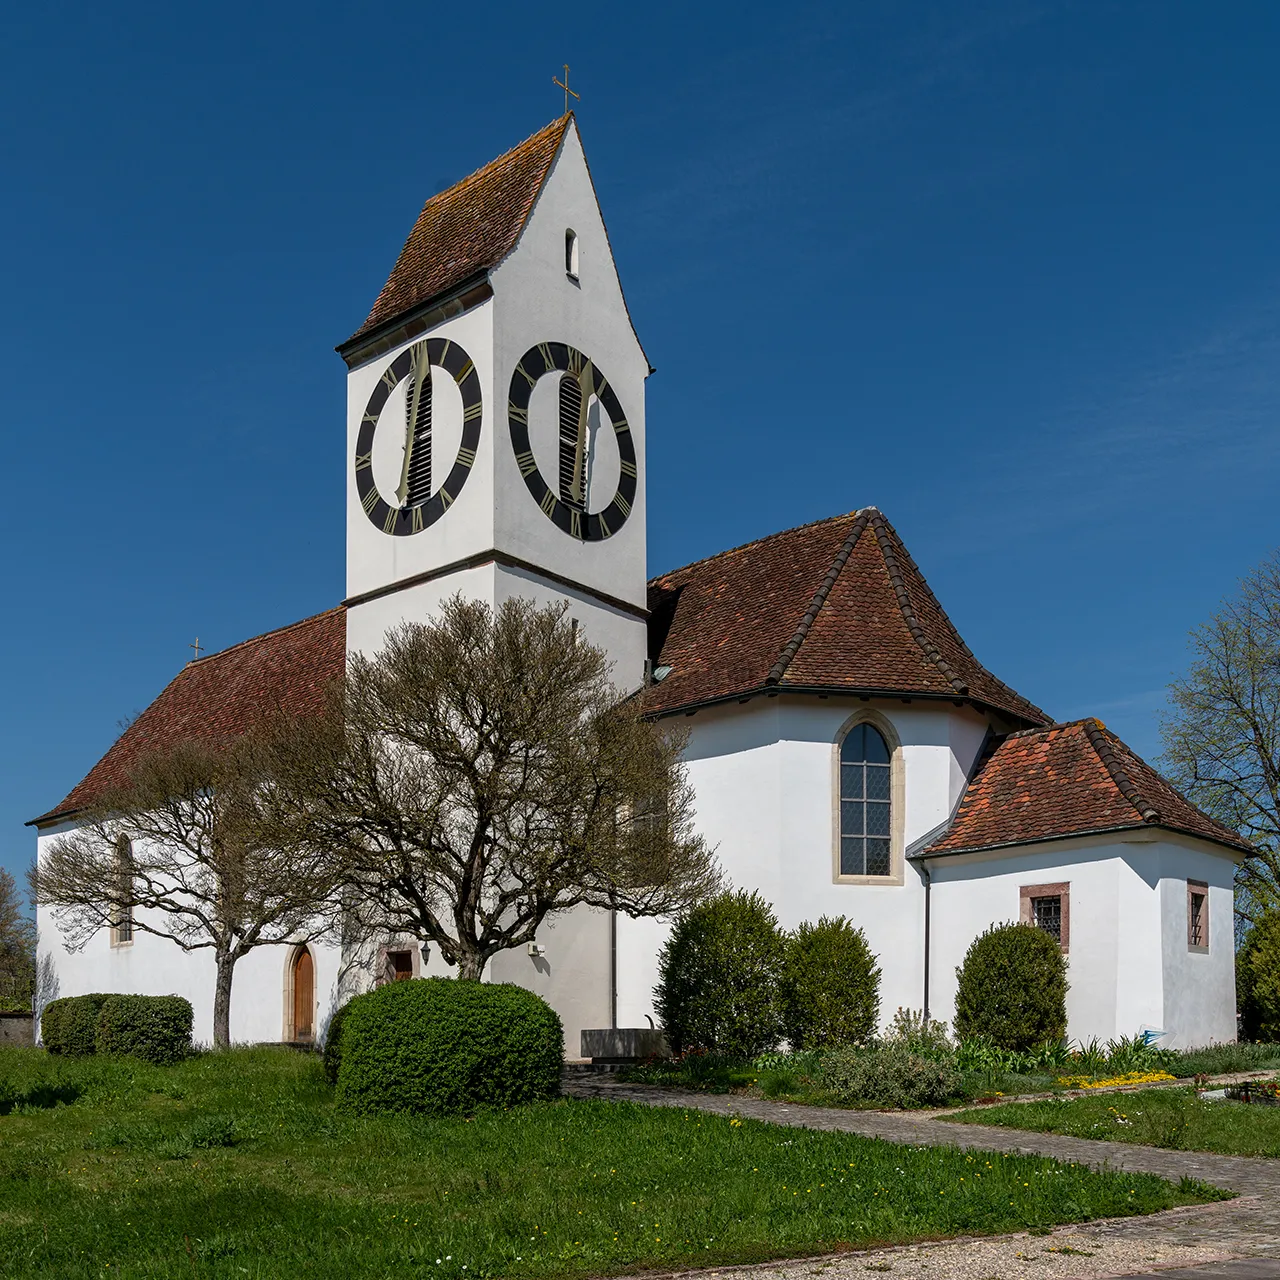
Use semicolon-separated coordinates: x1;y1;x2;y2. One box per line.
30;608;346;828
644;507;1050;725
925;717;1252;857
341;115;572;350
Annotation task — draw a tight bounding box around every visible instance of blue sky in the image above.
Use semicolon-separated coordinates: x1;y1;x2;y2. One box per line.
4;1;1279;888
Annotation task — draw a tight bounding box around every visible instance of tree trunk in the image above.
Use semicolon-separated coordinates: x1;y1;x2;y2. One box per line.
213;950;236;1049
456;953;485;981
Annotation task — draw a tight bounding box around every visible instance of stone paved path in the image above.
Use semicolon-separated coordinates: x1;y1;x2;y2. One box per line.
563;1076;1280;1279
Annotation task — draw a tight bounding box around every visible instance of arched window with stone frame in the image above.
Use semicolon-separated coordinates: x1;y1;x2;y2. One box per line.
833;713;904;884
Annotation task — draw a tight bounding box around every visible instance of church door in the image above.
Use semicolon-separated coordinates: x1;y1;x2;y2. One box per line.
292;949;314;1041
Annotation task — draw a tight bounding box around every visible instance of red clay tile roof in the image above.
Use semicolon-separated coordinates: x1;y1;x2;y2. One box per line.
31;608;346;827
343;116;571;347
926;718;1252;856
644;508;1049;724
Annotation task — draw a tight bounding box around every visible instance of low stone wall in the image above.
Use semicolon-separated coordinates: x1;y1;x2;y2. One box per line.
0;1012;33;1047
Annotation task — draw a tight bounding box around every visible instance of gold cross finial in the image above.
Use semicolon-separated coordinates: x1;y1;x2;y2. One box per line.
190;637;204;661
553;64;579;115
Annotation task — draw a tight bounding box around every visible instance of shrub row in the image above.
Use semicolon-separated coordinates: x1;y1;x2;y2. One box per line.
41;993;192;1064
654;893;881;1056
330;977;563;1116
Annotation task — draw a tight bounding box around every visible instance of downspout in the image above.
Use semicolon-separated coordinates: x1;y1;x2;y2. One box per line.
609;908;618;1029
919;857;932;1023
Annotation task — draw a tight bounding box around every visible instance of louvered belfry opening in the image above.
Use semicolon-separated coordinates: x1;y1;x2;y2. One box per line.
557;373;585;510
403;365;433;507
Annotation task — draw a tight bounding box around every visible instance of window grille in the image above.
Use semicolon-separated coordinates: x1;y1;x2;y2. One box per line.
839;723;891;876
1031;895;1062;943
1188;880;1208;949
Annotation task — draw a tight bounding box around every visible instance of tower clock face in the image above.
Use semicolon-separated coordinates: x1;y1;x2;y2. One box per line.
354;337;482;537
507;342;636;541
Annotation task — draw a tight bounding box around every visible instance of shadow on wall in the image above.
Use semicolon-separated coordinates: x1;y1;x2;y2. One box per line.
33;953;59;1041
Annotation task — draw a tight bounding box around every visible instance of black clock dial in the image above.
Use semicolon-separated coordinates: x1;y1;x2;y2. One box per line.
507;342;636;542
354;337;482;537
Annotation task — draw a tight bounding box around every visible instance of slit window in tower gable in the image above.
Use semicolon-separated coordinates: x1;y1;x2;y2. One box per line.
403;366;433;507
558;373;586;510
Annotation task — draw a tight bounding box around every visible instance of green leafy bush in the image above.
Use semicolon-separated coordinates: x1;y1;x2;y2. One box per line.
322;999;351;1086
882;1007;952;1058
1239;912;1280;1043
95;995;192;1065
655;890;784;1057
953;922;1068;1051
41;994;111;1056
335;978;563;1116
780;916;880;1049
821;1043;962;1108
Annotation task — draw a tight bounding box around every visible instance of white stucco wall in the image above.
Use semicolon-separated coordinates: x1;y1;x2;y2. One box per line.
926;832;1239;1047
35;825;344;1046
617;695;993;1033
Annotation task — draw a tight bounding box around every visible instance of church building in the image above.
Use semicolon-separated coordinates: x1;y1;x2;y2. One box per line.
32;116;1249;1052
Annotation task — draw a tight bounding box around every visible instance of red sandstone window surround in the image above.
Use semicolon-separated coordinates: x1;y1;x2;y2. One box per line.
1020;881;1069;953
1187;880;1209;952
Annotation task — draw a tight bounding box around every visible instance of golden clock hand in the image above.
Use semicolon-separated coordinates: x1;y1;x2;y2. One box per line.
569;360;594;508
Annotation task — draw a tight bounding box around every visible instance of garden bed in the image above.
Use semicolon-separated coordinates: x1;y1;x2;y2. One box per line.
943;1085;1280;1157
0;1045;1229;1279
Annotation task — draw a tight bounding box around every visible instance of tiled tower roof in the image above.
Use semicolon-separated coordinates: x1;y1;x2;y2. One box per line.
644;508;1050;724
926;717;1252;856
342;116;571;348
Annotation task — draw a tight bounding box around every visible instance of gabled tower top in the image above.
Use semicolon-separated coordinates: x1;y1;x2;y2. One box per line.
338;116;573;363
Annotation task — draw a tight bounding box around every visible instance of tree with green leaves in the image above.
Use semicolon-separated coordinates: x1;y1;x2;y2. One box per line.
1160;552;1278;922
0;868;35;1011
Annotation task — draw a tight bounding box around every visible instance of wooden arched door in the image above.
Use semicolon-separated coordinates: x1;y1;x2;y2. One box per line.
292;948;314;1041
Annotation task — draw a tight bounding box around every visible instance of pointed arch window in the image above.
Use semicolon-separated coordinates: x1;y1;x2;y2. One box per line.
839;724;891;877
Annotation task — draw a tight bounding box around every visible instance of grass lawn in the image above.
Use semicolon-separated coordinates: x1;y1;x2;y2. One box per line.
945;1087;1280;1158
0;1047;1228;1280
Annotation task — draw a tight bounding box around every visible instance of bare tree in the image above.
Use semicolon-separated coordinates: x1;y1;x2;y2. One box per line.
1161;552;1278;923
32;733;343;1048
0;868;35;1010
265;596;720;981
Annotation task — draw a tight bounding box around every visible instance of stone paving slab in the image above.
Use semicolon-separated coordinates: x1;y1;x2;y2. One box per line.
563;1077;1280;1278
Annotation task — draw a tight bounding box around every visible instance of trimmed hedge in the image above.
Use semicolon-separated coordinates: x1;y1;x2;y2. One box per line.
41;993;111;1056
335;978;563;1116
95;995;192;1064
953;922;1068;1051
821;1043;962;1109
654;890;784;1057
781;916;881;1049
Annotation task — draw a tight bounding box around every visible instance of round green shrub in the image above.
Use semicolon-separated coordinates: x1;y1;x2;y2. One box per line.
40;993;111;1056
953;922;1068;1051
820;1043;962;1108
780;916;880;1049
95;995;192;1064
334;978;563;1116
322;999;351;1086
1239;911;1280;1042
654;890;784;1057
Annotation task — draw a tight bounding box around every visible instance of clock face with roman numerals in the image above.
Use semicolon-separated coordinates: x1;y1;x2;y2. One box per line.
354;337;482;537
508;342;637;541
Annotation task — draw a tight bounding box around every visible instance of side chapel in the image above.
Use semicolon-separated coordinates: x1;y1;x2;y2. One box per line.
32;117;1248;1052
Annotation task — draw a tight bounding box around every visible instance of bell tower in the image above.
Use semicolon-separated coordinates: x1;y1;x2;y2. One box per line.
337;116;650;692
